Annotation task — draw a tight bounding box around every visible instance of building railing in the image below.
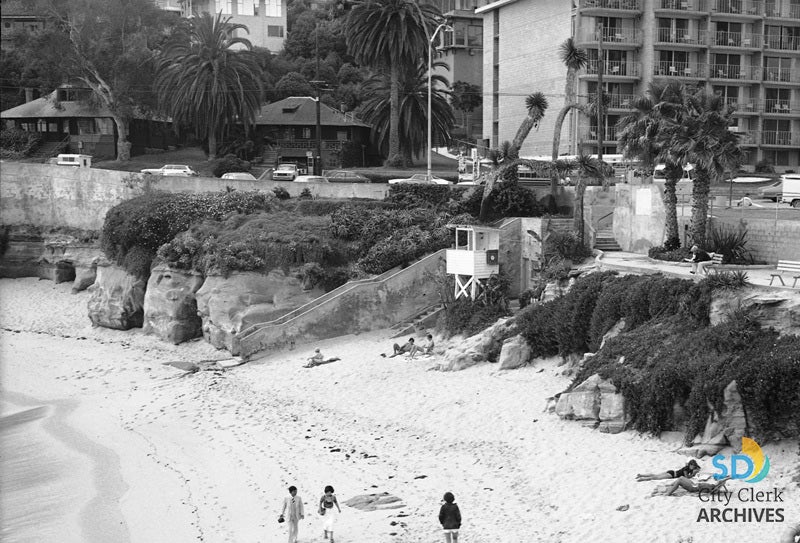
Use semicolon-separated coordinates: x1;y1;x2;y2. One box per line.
735;129;758;144
765;35;800;50
585;59;641;76
709;31;763;47
724;98;759;112
585;126;619;141
579;26;642;45
607;93;637;108
709;64;760;79
653;61;705;77
761;130;798;145
764;99;793;113
656;28;708;44
712;0;763;15
658;0;708;10
763;67;800;83
580;0;642;11
765;3;800;17
277;139;344;151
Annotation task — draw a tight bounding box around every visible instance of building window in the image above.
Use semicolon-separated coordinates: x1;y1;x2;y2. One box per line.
77;119;97;135
302;127;311;139
467;25;482;47
267;25;284;37
336;130;348;141
763;150;790;166
240;0;256;16
3;22;10;28
264;0;282;17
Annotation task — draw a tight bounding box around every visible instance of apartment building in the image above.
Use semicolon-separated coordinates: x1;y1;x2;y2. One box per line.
157;0;287;52
477;0;800;172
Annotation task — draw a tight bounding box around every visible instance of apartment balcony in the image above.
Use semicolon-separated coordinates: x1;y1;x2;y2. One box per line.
711;0;763;17
761;130;800;146
584;60;641;78
708;31;763;49
653;61;706;78
764;35;800;52
578;0;642;16
763;67;800;84
655;28;708;47
764;3;800;19
577;27;642;47
723;97;759;113
735;129;758;145
607;93;637;109
656;0;708;14
710;64;760;80
584;127;619;142
763;99;795;114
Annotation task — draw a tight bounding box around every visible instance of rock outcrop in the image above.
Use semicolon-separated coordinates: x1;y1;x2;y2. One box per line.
143;265;205;344
555;373;627;433
436;317;516;372
87;263;146;330
196;270;321;354
711;288;800;337
680;380;748;457
42;240;102;292
498;334;531;370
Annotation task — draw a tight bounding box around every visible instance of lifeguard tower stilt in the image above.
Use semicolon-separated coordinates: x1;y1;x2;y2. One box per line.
446;224;500;300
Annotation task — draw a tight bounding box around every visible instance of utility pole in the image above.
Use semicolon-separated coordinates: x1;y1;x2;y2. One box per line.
596;23;604;163
314;24;322;176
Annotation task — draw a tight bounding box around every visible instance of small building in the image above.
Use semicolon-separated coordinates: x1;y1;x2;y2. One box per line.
0;84;176;159
446;224;500;299
253;96;375;171
0;0;49;51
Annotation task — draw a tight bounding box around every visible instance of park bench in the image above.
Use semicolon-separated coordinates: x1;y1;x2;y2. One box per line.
769;260;800;288
704;253;724;275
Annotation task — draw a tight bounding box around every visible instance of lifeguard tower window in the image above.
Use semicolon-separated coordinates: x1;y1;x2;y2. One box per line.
456;230;469;249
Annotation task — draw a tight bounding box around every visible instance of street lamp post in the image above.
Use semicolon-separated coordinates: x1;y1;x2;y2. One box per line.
427;22;452;181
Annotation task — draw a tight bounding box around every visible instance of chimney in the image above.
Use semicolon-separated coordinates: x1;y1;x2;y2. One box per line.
24;88;34;103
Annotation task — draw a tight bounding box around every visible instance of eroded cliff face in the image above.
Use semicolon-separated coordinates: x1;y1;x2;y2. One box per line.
142;265;205;344
710;288;800;338
195;270;323;354
87;263;146;330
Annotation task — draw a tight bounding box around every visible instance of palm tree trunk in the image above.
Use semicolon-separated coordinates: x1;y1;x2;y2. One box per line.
386;62;402;167
510;116;534;158
574;175;586;245
663;176;680;249
479;172;497;223
690;167;711;245
550;102;580;194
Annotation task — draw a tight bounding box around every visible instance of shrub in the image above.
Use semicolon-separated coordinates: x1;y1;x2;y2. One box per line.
293;198;395;217
298;187;313;200
387;184;467;211
706;224;751;264
356;224;450;274
754;159;775;174
272;186;291;200
545;231;591;262
212;154;251;177
439;273;512;339
0;128;42;158
704;270;749;291
648;245;691;262
488;180;542;219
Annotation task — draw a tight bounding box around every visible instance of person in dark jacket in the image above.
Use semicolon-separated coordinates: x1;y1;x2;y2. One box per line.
438;491;462;542
685;245;711;274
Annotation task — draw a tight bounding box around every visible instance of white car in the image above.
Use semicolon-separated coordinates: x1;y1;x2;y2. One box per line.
388;173;451;185
221;172;257;180
293;175;329;183
140;164;198;176
272;163;298;181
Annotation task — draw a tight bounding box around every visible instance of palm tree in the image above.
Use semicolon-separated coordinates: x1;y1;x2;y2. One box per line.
154;12;263;159
345;0;439;167
359;60;455;166
551;38;588;163
570;154;613;245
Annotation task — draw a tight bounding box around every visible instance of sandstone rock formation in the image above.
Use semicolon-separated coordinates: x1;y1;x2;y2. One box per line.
498;334;531;370
711;288;800;337
143;265;205;344
555;373;627;433
436;317;516;372
196;270;321;354
680;380;748;457
87;263;146;330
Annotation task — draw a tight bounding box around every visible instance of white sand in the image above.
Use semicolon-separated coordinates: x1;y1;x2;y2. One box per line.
1;276;798;543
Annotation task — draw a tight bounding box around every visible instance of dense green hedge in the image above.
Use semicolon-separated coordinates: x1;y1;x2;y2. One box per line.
0;128;42;158
386;184;469;210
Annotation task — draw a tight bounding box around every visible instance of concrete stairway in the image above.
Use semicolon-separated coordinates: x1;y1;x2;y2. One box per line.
390;304;443;338
594;229;622;251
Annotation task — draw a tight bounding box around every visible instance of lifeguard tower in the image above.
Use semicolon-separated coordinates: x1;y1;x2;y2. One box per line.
446;224;500;300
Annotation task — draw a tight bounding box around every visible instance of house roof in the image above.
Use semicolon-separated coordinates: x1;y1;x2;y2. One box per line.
254;97;370;128
475;0;520;14
1;86;167;121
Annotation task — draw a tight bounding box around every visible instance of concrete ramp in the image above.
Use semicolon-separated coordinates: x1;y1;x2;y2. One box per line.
237;250;447;359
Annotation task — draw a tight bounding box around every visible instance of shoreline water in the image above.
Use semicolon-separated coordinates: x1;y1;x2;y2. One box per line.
1;277;798;543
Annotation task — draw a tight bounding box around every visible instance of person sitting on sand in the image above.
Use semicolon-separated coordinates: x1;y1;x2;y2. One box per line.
410;334;435;359
384;338;415;358
662;475;730;496
303;349;341;368
636;459;700;481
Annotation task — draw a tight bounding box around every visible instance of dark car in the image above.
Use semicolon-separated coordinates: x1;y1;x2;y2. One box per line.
325;170;371;183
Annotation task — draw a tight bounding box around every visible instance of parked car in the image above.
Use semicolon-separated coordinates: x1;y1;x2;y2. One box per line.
140;164;198;176
780;173;800;208
293;175;329;183
388;173;451;185
272;163;298;181
758;181;782;201
325;170;371;183
221;172;257;180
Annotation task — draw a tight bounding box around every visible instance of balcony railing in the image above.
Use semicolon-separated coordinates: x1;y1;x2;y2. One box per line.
763;67;800;83
656;28;707;44
735;130;758;144
580;0;642;10
761;130;798;145
723;98;758;112
586;59;641;77
765;4;800;18
764;99;793;113
579;27;641;45
710;64;760;79
607;93;637;108
585;127;619;141
712;0;763;15
653;61;705;77
709;31;763;48
765;35;800;51
658;0;708;10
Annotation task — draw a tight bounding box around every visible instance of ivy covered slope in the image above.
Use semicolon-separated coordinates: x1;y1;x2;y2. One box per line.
516;273;800;443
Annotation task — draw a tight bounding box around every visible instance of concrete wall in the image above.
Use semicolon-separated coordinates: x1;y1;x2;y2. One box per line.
709;217;800;264
0;163;389;231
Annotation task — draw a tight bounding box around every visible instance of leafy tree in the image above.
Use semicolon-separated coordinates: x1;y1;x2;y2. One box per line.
274;72;315;99
450;81;482;139
154;12;263;159
359;60;454;165
38;0;175;161
345;0;440;166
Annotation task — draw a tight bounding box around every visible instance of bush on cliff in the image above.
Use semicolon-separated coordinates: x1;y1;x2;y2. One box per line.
0;128;42;158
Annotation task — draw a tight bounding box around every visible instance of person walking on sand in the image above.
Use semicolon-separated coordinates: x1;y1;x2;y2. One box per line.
318;485;342;542
279;485;305;543
636;459;700;481
438;491;461;543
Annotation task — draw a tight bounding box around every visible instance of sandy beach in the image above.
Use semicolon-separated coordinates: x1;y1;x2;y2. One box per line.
1;276;798;543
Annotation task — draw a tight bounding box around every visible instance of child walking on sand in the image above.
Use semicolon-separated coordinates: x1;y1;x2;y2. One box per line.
438;491;461;543
318;485;342;542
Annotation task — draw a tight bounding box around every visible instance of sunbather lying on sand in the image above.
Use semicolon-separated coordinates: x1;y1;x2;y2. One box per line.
636;459;700;481
303;349;341;368
661;476;730;496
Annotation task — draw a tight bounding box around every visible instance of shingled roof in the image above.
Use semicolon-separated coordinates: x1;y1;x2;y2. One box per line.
254;97;370;128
